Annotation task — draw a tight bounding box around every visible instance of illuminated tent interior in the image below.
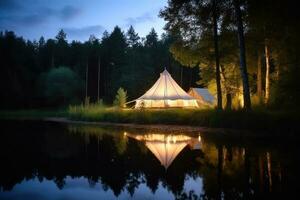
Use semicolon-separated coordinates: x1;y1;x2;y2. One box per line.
134;69;198;108
125;133;201;169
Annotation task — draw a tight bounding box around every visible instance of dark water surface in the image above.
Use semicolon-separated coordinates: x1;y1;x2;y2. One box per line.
0;120;299;200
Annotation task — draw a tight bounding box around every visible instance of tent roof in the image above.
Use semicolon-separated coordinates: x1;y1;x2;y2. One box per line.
189;88;215;103
138;69;195;100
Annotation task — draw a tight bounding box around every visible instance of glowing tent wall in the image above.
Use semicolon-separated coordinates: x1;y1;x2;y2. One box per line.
134;69;198;108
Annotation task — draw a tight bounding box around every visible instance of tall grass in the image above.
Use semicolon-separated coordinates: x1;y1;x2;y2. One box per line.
67;103;298;133
68;98;106;119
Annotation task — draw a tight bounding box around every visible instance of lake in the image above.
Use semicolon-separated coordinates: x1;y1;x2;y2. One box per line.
0;120;299;200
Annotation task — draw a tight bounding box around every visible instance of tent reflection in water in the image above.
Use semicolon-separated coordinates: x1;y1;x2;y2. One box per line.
125;132;202;169
134;69;198;108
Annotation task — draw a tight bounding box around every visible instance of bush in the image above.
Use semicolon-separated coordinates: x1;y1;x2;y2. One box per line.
41;66;83;106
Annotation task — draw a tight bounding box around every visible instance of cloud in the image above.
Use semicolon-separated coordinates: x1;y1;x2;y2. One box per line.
126;12;155;26
0;4;82;27
64;25;105;40
0;0;21;11
20;14;48;26
60;5;82;21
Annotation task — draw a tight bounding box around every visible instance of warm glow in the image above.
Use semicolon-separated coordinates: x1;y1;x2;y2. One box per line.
198;135;202;142
134;69;198;108
125;133;201;169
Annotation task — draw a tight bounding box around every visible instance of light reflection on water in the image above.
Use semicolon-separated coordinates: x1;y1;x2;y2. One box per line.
0;120;299;199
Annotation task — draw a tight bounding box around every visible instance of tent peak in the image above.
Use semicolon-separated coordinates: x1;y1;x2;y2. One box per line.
161;68;170;75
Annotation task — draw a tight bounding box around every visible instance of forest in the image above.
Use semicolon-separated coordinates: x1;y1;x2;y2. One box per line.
160;0;300;110
1;0;299;111
0;26;198;109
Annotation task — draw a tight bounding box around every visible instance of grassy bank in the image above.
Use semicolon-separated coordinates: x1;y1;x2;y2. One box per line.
0;105;298;134
68;104;298;133
0;109;67;119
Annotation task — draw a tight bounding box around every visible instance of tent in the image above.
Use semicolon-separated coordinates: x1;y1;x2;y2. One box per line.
188;88;216;107
125;133;200;169
134;69;198;108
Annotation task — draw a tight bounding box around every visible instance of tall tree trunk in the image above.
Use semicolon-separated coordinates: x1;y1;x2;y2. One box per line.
85;61;88;99
257;54;262;100
220;65;231;110
233;0;251;110
264;40;270;104
213;0;222;110
51;54;54;68
97;56;101;101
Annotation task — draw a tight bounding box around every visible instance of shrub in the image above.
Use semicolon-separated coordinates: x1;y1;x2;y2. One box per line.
113;87;127;108
42;66;83;106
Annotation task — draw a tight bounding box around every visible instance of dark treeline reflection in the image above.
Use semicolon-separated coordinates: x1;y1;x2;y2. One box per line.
0;120;299;199
0;27;199;108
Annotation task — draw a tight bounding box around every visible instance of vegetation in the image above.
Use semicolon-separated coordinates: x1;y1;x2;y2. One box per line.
67;105;298;133
160;0;300;110
0;26;198;109
0;0;299;132
41;66;83;105
0;110;67;119
113;87;127;108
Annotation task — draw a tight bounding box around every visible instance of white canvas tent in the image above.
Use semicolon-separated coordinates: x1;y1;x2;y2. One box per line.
188;88;216;107
134;69;198;108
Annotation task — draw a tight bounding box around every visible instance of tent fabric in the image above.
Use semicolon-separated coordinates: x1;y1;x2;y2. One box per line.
188;88;215;106
135;69;198;108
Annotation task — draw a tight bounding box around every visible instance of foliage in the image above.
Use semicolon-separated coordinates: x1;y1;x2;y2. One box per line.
160;0;300;110
1;0;300;111
42;66;82;105
0;27;196;109
68;100;105;119
113;87;127;108
67;107;298;133
0;109;67;119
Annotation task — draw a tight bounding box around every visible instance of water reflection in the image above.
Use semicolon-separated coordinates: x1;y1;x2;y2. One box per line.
124;132;201;169
0;120;299;199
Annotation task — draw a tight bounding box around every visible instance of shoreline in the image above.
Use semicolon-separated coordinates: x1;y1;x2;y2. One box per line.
44;117;275;139
44;117;208;132
0;109;298;138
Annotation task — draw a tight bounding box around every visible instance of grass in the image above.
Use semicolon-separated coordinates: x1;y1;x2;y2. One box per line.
0;102;298;134
67;103;299;133
0;109;67;119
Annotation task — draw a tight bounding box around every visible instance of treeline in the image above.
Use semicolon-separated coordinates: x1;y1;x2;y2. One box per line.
160;0;300;109
0;26;199;109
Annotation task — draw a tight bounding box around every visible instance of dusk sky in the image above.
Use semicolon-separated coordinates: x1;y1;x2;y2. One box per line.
0;0;167;41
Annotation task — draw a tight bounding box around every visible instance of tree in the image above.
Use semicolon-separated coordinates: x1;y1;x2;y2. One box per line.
144;28;161;80
212;0;222;109
233;0;251;110
160;0;230;110
54;29;69;67
43;66;82;105
104;26;127;101
55;29;67;43
126;26;140;47
264;39;270;103
145;28;158;48
113;87;127;108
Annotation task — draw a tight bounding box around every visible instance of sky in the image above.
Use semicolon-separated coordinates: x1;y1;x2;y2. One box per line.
0;0;167;41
